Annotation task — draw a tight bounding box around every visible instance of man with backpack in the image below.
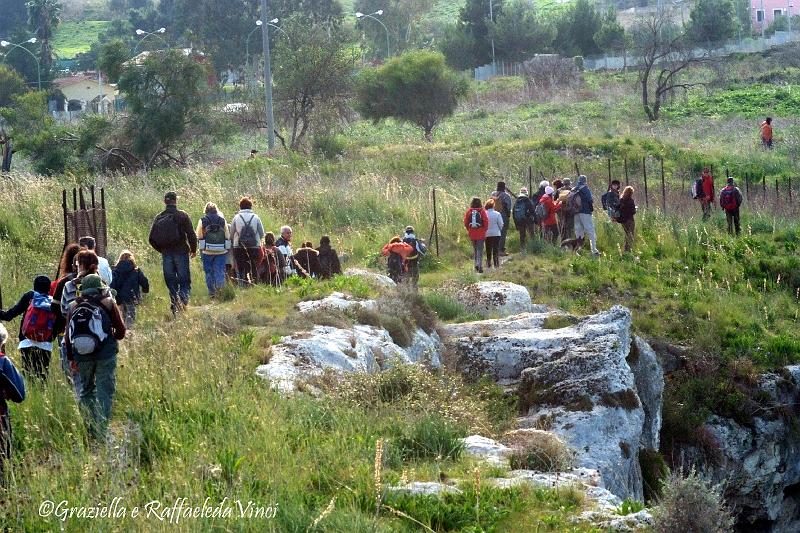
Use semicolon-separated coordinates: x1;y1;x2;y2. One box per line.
402;226;427;286
231;196;266;285
148;191;197;314
491;181;514;256
512;188;535;252
570;175;600;256
382;237;414;283
196;202;231;297
693;168;715;221
65;274;126;442
719;177;744;236
0;275;56;382
276;226;296;279
0;323;25;472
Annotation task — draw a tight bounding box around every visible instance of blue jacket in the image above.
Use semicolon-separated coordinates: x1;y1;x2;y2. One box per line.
577;185;594;214
110;260;149;305
0;352;26;419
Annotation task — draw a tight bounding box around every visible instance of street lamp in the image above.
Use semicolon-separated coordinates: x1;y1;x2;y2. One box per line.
245;19;264;77
488;0;496;72
0;38;41;90
266;18;290;41
356;10;390;58
132;27;168;56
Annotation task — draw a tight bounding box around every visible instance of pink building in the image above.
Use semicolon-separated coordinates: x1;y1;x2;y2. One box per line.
752;0;794;33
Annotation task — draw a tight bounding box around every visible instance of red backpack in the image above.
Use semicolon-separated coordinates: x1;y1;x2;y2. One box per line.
720;187;738;211
22;295;57;342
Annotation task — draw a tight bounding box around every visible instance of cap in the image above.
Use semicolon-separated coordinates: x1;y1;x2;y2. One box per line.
405;226;414;233
164;191;177;202
519;187;529;196
80;273;104;294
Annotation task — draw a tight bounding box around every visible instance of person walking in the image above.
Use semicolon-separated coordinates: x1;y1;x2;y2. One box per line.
697;168;715;221
110;250;149;328
316;236;342;280
760;117;773;149
381;237;414;283
64;274;126;442
0;323;25;473
78;236;112;285
0;275;56;382
618;186;637;252
484;199;504;269
557;178;575;242
230;197;266;286
572;175;600;255
492;181;514;256
512;188;535;251
196;202;230;297
719;177;744;236
0;133;13;173
539;186;562;245
401;227;427;286
148;191;197;315
464;197;489;273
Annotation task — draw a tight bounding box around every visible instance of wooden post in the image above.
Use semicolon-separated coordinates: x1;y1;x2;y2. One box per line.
90;185;96;209
776;179;779;209
762;174;766;203
623;158;629;186
789;177;793;204
429;188;439;256
642;157;649;208
745;173;750;200
101;187;106;210
607;158;612;189
78;187;86;211
72;188;77;211
660;157;666;213
574;162;580;177
62;189;69;247
528;166;533;195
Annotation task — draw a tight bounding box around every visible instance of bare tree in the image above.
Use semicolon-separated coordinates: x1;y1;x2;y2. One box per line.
632;8;706;121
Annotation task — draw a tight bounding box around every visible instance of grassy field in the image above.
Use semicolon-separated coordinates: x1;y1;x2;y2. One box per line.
53;20;112;59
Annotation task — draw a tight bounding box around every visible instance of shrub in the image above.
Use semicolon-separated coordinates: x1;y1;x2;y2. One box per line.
651;469;735;533
312;133;347;159
504;429;576;472
639;449;669;502
394;414;465;461
615;498;646;516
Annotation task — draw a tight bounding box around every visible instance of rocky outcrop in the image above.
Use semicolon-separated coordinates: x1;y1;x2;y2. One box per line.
444;306;663;501
344;268;396;289
255;325;441;392
676;365;800;532
454;281;545;318
296;292;376;315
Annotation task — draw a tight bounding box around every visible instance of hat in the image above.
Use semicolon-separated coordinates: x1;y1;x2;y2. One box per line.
80;273;104;294
727;177;734;185
164;191;177;202
34;275;51;295
405;226;414;234
519;187;529;196
545;186;554;195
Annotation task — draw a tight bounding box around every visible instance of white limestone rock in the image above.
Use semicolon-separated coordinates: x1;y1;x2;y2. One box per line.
344;268;396;289
296;292;377;315
454;281;543;318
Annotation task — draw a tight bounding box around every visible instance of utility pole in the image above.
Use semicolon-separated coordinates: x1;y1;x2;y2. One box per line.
259;0;276;151
489;0;496;73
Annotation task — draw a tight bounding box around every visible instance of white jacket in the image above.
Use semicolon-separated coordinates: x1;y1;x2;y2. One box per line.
485;208;505;238
230;210;265;248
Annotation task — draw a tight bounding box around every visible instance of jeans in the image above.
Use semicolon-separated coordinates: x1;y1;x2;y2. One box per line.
120;302;137;329
77;354;117;441
20;347;51;383
726;208;741;235
201;253;228;296
405;260;419;286
575;213;599;253
622;218;636;252
517;223;530;251
59;340;82;398
499;214;510;253
485;236;500;268
472;239;484;270
162;253;191;310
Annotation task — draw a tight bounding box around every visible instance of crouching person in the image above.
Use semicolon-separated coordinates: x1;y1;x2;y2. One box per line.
0;324;25;473
65;274;126;442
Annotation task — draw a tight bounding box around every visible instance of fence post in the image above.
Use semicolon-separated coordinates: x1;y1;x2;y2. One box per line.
623;158;629;186
660;157;666;214
776;179;780;209
745;172;750;200
763;174;766;204
429;188;440;256
528;166;533;194
607;158;612;189
574;162;581;177
789;177;793;205
643;157;649;208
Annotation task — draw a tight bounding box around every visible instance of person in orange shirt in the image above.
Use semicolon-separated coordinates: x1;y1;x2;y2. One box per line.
381;237;414;283
760;117;773;149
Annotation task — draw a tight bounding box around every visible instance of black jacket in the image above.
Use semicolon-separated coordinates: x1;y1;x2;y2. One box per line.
110;260;150;305
148;205;198;255
293;248;321;278
618;197;636;223
316;245;342;279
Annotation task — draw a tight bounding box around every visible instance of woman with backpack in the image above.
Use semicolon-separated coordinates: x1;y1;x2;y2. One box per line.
230;197;265;286
0;275;56;382
484;199;504;270
316;236;342;280
259;232;286;286
196;202;231;297
110;250;150;328
539;186;562;245
464;197;490;273
618;186;637;253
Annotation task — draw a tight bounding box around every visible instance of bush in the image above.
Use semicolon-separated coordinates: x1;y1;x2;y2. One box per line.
394;414;465;461
312;133;347;159
423;292;470;322
639;449;669;502
504;429;576;472
651;469;735;533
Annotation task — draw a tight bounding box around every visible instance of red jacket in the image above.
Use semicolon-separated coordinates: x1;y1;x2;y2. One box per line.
539;195;561;226
381;241;414;260
463;208;489;241
701;173;714;204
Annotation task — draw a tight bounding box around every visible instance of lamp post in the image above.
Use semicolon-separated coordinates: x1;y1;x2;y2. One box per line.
789;2;794;33
267;19;290;41
356;10;390;58
132;27;168;56
245;19;263;87
259;0;276;151
0;38;40;90
489;0;496;73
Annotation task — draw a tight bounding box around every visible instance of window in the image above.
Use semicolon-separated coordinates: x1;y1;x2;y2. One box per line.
774;9;784;17
756;10;764;22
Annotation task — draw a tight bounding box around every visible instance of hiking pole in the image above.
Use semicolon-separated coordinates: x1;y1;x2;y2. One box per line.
528;166;533;194
642;157;649;209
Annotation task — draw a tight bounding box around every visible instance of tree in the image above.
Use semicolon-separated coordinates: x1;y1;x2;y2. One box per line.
733;0;751;35
97;40;129;83
632;9;705;121
461;0;504;66
354;0;433;58
26;0;62;74
355;50;469;141
0;65;28;107
1;29;39;88
688;0;739;46
272;16;355;150
594;7;629;67
118;50;229;168
555;0;602;57
269;0;343;26
0;0;28;36
438;23;478;70
487;0;554;62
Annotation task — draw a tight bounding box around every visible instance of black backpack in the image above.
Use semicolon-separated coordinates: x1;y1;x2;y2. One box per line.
150;212;182;249
691;178;704;199
68;296;112;357
387;252;404;280
202;215;227;251
513;198;530;223
238;214;259;248
533;201;547;224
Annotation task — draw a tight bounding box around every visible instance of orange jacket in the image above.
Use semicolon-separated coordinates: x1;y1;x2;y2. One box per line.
381;242;414;260
761;122;773;141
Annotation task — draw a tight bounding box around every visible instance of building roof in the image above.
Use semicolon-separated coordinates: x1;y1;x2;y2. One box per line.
52;72;115;88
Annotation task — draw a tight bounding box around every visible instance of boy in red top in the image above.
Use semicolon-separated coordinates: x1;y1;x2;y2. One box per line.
760;117;773;149
699;168;715;221
539;186;562;244
463;197;490;273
